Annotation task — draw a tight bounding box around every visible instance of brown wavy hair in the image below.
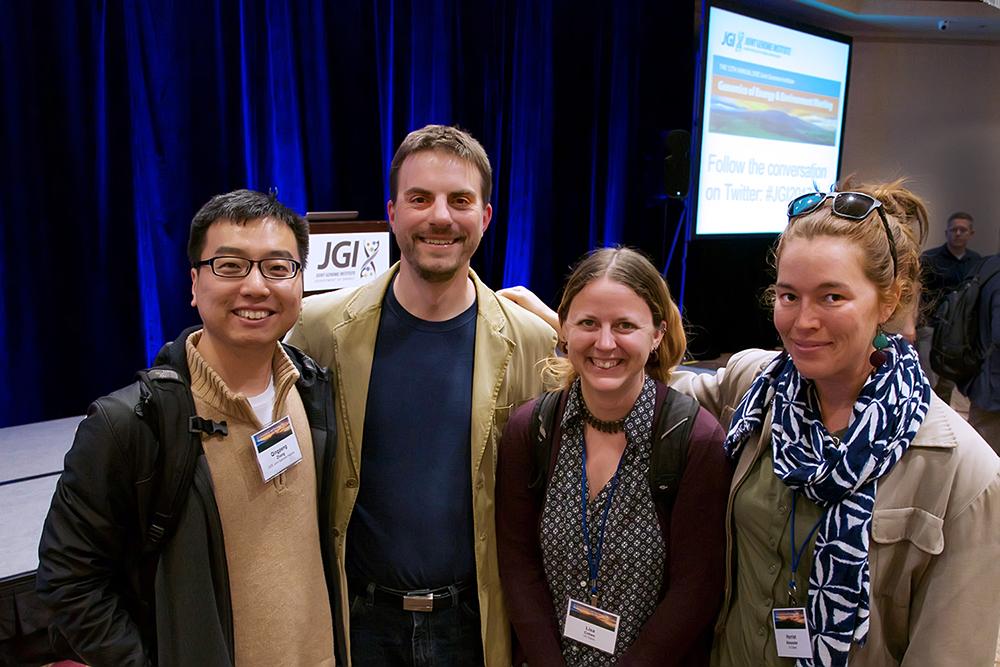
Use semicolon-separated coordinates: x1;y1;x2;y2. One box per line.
388;124;492;206
765;180;928;333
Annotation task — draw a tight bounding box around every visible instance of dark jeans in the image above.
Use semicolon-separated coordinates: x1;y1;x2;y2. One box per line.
349;594;485;667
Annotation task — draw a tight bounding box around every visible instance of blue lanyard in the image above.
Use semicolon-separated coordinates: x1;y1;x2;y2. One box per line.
788;491;825;606
581;437;627;606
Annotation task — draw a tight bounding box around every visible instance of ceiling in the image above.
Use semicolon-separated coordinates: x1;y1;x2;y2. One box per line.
747;0;1000;40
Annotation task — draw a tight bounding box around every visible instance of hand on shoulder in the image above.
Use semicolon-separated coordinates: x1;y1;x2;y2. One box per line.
498;286;559;333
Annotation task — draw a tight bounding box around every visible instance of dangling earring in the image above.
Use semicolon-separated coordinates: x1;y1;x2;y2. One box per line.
558;340;568;355
870;326;889;368
649;346;660;362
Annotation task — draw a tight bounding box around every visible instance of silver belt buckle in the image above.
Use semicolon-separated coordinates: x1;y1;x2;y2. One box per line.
403;592;434;612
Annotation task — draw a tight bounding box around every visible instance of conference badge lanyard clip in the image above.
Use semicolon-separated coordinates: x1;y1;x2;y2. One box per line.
773;491;822;660
563;439;623;655
251;415;303;483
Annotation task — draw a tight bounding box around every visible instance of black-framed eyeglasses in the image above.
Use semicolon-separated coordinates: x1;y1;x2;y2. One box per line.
196;256;301;280
787;191;898;277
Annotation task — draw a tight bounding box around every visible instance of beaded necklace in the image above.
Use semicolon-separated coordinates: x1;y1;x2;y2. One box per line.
580;398;627;434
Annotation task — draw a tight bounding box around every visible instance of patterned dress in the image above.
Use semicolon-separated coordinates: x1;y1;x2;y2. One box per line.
540;376;666;666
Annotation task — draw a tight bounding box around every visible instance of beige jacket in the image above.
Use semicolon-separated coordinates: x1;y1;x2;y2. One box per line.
671;349;1000;666
286;264;556;667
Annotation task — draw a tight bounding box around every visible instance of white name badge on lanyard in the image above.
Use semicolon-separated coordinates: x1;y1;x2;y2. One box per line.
563;598;620;655
251;415;303;483
773;607;812;659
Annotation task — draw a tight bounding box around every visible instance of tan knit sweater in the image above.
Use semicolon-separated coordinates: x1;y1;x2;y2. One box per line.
186;333;335;667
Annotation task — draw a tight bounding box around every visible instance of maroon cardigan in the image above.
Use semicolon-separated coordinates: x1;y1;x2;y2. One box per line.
496;381;731;667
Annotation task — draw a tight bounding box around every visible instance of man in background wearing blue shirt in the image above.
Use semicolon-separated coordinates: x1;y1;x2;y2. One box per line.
918;211;980;402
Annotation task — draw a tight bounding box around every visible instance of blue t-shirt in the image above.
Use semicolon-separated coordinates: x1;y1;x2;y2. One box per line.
345;279;477;589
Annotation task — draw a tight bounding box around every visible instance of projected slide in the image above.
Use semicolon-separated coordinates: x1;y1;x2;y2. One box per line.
710;57;840;146
694;7;850;235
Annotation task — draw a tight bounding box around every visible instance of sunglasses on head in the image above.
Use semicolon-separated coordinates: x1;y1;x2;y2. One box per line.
787;191;898;277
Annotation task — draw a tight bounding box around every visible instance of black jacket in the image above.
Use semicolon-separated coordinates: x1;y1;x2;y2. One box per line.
36;327;341;666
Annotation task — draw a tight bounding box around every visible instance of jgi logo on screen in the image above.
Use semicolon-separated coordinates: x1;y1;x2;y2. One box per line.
722;31;744;52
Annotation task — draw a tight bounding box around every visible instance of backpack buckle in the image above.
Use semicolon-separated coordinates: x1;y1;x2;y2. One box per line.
190;416;228;436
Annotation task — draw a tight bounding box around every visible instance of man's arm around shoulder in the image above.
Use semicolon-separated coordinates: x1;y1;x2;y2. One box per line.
492;289;557;354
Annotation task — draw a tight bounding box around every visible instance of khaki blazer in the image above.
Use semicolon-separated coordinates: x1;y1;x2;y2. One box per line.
671;349;1000;666
287;264;556;667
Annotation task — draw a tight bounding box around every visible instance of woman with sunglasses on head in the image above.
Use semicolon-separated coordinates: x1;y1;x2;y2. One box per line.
670;182;1000;667
496;247;731;666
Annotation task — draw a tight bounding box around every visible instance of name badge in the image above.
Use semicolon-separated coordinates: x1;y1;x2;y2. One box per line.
773;607;812;659
562;598;620;655
251;415;302;483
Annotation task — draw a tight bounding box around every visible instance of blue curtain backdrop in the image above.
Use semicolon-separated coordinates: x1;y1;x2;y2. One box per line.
0;0;695;428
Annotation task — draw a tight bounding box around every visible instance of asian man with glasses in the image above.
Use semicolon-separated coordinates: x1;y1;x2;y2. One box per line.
37;189;340;667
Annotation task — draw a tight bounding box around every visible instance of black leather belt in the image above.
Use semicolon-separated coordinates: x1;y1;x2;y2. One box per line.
347;579;477;613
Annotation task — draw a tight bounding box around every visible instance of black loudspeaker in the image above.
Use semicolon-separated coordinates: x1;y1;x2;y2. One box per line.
664;130;691;199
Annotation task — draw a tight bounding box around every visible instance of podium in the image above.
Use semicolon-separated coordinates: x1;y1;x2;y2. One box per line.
304;212;391;295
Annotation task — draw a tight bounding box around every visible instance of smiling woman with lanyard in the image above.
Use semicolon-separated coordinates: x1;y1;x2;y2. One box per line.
496;247;730;666
670;182;1000;666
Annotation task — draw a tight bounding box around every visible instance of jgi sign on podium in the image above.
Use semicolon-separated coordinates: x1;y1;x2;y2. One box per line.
303;214;390;293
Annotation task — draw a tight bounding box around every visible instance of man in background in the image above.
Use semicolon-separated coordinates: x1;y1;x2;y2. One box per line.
37;190;338;666
918;211;980;402
287;125;555;667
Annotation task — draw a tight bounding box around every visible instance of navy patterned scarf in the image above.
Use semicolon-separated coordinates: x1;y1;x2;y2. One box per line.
725;335;931;667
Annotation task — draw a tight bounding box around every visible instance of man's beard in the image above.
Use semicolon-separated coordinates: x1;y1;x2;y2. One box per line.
398;232;478;284
413;263;462;283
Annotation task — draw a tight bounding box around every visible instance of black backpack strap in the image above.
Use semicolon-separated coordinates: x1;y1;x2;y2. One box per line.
528;390;563;492
648;388;700;517
135;367;227;554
